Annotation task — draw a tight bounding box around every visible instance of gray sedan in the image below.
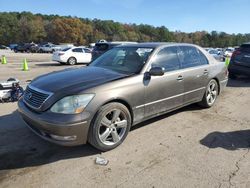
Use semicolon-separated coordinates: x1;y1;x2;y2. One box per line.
18;43;228;151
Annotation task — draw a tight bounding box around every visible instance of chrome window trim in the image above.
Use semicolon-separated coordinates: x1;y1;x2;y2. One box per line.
135;87;206;109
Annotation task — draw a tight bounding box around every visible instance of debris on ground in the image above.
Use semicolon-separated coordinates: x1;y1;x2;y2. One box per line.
95;156;109;166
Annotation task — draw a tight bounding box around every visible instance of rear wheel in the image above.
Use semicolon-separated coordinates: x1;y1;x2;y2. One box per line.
67;57;77;65
88;102;131;151
199;79;218;108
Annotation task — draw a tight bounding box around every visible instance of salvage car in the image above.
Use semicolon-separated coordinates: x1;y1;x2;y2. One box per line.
18;43;228;151
52;47;92;65
0;78;20;101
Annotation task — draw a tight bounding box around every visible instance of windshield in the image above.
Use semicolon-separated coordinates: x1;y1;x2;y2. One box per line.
90;47;154;74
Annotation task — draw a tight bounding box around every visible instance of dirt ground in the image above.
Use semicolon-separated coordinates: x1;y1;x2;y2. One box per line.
0;50;250;188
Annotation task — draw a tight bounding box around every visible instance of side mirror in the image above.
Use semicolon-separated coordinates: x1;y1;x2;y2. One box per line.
149;67;165;76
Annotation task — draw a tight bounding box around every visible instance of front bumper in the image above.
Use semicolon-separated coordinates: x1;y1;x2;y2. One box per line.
18;98;91;146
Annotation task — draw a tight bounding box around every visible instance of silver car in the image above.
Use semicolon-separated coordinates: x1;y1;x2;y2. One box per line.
18;43;228;151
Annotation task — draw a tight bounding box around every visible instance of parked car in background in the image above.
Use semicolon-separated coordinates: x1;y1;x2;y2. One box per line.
9;44;18;51
223;48;235;60
208;49;223;61
52;47;92;65
92;41;137;60
39;43;61;53
18;43;228;151
228;42;250;79
0;45;10;50
14;43;38;53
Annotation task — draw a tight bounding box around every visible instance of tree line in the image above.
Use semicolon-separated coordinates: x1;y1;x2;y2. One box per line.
0;11;250;48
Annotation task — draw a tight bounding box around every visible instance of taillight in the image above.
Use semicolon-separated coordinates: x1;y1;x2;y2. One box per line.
58;52;64;56
231;50;241;58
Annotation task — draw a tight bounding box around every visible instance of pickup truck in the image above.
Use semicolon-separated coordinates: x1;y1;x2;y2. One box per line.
39;44;61;53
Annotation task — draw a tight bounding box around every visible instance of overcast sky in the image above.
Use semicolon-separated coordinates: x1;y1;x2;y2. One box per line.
1;0;249;34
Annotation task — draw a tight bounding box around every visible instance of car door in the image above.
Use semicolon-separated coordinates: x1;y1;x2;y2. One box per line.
178;46;210;104
144;46;184;117
72;48;84;62
82;48;92;63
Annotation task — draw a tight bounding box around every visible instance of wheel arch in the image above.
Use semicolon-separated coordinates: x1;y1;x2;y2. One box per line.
103;99;134;124
99;98;134;125
212;77;221;95
67;56;77;63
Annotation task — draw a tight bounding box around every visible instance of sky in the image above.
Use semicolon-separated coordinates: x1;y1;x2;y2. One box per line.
0;0;249;34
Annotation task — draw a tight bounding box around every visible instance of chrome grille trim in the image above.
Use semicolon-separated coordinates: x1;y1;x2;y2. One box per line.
23;85;53;110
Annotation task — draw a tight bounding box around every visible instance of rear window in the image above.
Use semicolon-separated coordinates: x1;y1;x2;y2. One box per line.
62;47;71;52
72;48;83;52
240;44;250;53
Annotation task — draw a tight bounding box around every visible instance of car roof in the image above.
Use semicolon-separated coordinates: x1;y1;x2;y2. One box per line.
115;42;199;49
242;42;250;45
95;41;137;45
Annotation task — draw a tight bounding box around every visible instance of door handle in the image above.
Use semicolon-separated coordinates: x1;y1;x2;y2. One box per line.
203;69;209;75
177;75;183;81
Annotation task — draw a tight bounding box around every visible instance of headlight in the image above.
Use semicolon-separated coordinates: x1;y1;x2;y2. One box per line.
50;94;94;114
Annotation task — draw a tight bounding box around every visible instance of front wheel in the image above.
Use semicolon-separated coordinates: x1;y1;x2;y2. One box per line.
199;79;218;108
88;102;131;151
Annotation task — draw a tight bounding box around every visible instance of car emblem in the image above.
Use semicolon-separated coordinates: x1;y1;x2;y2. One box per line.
27;92;33;100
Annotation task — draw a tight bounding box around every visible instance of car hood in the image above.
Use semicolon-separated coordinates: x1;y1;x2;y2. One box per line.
30;66;128;93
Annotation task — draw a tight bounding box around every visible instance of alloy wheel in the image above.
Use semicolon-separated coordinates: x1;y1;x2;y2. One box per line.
206;81;217;106
68;57;76;65
98;109;128;146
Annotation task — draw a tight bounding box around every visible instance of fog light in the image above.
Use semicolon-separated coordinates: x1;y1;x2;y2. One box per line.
50;134;77;141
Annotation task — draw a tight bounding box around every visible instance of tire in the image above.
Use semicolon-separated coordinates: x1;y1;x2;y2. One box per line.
229;72;237;79
67;57;77;65
88;102;132;151
199;79;218;108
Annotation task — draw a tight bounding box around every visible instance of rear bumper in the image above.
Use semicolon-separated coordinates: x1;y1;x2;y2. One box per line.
220;79;228;93
52;55;68;63
18;98;91;146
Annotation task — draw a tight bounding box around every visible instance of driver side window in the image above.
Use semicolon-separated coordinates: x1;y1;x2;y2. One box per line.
152;47;181;72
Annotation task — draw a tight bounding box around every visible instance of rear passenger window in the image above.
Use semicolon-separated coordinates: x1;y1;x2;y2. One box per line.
197;50;209;65
72;48;83;52
179;46;205;68
152;47;180;72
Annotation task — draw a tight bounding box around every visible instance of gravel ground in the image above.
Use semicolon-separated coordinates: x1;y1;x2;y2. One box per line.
0;50;250;188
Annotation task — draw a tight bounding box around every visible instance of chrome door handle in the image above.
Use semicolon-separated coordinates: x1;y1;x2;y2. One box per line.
203;70;209;75
177;75;183;81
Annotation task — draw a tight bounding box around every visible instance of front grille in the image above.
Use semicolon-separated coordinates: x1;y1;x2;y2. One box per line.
24;85;52;109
